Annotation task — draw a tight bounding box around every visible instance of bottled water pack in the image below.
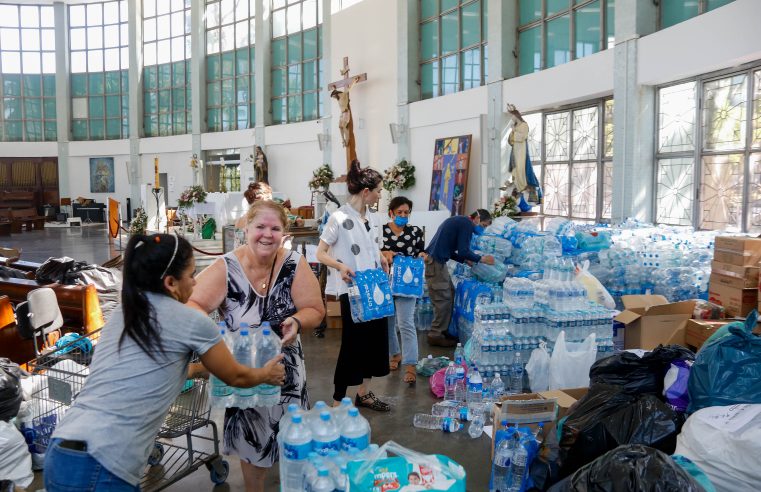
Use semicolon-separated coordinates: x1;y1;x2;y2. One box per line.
390;255;425;298
347;268;395;322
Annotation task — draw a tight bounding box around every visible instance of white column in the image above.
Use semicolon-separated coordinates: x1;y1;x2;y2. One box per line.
128;0;143;210
191;0;205;163
610;0;657;222
253;0;270;164
320;0;333;166
53;2;70;199
394;0;417;162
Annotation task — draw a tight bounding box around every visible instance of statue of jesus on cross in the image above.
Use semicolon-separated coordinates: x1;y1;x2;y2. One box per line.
329;57;367;172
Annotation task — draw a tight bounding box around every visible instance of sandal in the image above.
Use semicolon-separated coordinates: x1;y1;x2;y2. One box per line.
403;365;416;384
389;354;402;371
355;391;391;412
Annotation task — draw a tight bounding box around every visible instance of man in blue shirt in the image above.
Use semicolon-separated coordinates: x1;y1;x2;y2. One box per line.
424;209;495;347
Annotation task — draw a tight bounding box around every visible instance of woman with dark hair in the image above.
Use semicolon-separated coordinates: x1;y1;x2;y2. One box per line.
188;200;324;492
316;160;391;411
44;234;285;492
381;196;425;384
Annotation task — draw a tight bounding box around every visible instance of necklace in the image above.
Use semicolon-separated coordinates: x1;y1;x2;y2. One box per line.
252;252;278;292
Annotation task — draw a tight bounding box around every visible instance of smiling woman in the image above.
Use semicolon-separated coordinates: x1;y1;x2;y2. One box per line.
187;200;325;492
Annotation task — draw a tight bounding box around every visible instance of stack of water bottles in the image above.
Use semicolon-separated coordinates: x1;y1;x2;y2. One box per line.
470;250;509;284
347;268;395;322
491;422;541;492
414;284;433;332
279;399;375;492
209;321;282;410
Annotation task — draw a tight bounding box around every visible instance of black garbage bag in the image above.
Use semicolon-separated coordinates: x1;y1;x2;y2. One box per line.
549;444;705;492
589;344;695;395
0;358;23;421
36;256;78;284
558;384;685;479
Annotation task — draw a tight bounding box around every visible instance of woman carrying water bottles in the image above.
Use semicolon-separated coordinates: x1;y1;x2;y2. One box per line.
44;234;285;492
188;200;324;492
381;196;425;384
316;159;392;412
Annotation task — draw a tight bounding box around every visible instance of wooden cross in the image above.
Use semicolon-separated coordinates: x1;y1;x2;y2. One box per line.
329;57;367;172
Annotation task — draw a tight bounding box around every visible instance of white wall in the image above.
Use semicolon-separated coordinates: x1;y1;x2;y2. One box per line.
0;141;58;157
638;0;761;85
329;0;398;175
265;120;322;207
68;139;130;205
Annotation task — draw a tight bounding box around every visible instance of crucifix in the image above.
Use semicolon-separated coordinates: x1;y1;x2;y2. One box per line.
328;57;367;172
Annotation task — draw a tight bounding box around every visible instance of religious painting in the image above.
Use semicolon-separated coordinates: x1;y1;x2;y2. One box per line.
90;157;115;193
428;135;471;216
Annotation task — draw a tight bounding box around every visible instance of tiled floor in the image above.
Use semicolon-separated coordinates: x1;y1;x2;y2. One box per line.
11;225;492;491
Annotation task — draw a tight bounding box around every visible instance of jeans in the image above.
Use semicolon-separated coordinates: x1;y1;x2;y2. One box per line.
387;296;419;366
44;438;139;492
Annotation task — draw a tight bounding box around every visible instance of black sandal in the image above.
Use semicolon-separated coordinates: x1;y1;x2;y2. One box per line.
355;391;391;412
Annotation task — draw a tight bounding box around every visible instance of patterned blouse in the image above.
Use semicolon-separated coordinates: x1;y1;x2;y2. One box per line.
382;224;424;257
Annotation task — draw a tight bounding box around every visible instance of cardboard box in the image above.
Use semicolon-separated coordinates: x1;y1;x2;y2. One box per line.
684;319;731;350
325;301;342;329
713;236;761;267
708;279;758;317
710;271;758;290
491;387;588;457
613;295;695;350
711;260;759;288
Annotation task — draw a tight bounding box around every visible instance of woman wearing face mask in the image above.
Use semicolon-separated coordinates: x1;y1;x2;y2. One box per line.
44;234;285;492
316;160;391;411
381;196;425;384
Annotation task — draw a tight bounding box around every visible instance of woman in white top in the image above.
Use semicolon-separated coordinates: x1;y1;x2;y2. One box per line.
316;160;391;411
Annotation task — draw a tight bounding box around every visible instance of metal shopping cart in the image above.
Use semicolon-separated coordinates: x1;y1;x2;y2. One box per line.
24;329;229;490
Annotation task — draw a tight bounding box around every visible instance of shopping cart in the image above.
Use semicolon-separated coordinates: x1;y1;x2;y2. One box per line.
23;329;229;490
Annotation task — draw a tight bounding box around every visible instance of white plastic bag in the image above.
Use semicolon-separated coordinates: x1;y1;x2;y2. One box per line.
575;260;615;309
0;420;33;488
526;343;551;392
675;404;761;492
549;331;597;390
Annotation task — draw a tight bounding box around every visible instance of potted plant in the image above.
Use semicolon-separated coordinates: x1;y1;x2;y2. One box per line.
308;164;335;191
129;208;148;235
382;160;416;195
492;194;519;218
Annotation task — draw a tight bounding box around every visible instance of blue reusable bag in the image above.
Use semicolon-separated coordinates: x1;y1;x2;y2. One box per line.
348;268;395;323
390;256;425;298
687;310;761;413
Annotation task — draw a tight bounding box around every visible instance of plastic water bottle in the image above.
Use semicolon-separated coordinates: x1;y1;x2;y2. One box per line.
254;322;282;407
340;407;370;453
467;365;483;405
334;463;348;492
282;414;312;492
492;429;514;491
490;372;505;402
308;467;336;492
467;405;485;438
432;401;472;421
312;411;341;456
444;362;457;401
510;352;524;395
454;365;466;402
412;414;462;432
507;439;528;491
233;325;257;407
454;343;465;366
210;326;233;407
331;397;354;428
278;403;301;443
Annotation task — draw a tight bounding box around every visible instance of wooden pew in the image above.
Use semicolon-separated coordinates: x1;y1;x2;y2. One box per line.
0;222;10;236
0;279;105;364
0;191;35;209
0;209;22;234
11;208;46;231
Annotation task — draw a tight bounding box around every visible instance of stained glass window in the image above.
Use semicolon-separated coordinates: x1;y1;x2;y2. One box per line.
656;65;761;232
142;0;191;136
271;0;322;123
419;0;487;100
206;0;255;131
518;0;614;75
0;4;56;141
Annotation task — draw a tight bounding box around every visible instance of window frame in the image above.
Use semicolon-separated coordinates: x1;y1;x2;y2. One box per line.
270;0;323;124
517;0;613;76
529;97;613;222
418;0;488;100
658;0;735;30
654;60;761;232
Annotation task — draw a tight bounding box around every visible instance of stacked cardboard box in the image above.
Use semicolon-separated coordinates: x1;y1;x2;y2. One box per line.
708;236;761;317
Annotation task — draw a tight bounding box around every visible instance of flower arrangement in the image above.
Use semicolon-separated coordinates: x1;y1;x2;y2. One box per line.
129;208;148;235
178;185;207;209
382;160;415;192
492;194;519;218
308;164;335;190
